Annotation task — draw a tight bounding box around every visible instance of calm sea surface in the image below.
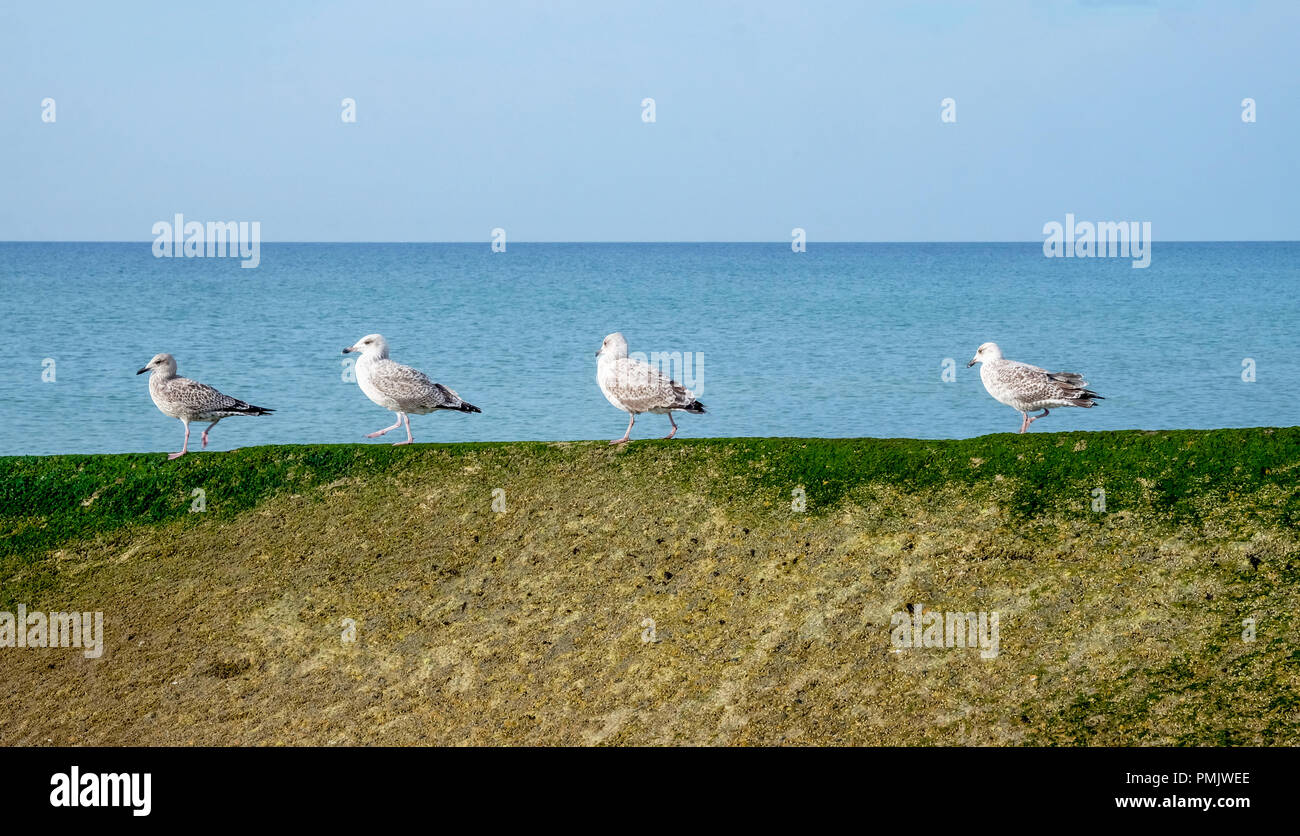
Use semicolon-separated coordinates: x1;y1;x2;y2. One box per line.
1;242;1296;456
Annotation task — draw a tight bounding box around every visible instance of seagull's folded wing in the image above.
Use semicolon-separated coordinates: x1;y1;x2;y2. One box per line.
609;357;694;411
166;378;231;411
993;361;1096;402
1046;371;1089;390
990;361;1058;402
175;379;266;416
370;361;458;410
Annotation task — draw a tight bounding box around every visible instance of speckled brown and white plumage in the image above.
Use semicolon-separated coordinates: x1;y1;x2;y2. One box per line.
968;342;1101;433
136;353;272;458
146;363;271;421
596;332;705;443
343;334;480;445
357;356;477;415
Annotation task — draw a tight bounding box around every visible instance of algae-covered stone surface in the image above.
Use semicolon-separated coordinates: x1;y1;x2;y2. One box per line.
1;429;1298;745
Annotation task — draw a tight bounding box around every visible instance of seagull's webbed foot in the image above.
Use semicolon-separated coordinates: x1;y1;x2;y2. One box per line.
366;416;404;439
200;420;220;449
171;424;191;459
1018;408;1050;433
611;414;635;445
394;415;414;446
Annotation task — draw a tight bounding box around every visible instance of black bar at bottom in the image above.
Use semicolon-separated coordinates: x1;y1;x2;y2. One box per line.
1;746;1285;822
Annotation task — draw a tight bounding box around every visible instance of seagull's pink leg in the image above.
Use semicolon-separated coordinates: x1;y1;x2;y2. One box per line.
366;414;403;439
168;422;190;460
1018;413;1029;434
392;413;414;446
201;419;220;449
662;412;678;440
610;413;635;445
1026;408;1050;430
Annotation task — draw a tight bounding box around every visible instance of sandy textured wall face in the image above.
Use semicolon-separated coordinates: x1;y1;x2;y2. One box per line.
1;433;1297;745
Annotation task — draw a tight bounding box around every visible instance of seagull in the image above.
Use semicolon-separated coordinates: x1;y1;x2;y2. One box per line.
967;342;1102;433
342;334;481;445
136;353;273;459
595;332;705;444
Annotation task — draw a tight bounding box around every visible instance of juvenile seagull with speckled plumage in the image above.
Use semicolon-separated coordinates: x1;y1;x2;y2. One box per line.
596;332;706;444
343;334;481;445
967;342;1103;433
136;353;273;459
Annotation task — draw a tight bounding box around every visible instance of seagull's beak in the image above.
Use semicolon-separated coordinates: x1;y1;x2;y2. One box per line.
966;358;977;368
135;366;149;375
342;346;355;354
595;347;602;357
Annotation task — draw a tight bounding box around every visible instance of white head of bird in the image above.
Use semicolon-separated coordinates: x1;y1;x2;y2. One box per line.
967;342;1004;368
596;332;628;362
136;353;178;377
343;334;390;359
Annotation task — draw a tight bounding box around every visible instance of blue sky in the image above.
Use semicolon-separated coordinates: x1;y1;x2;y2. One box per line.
1;1;1295;241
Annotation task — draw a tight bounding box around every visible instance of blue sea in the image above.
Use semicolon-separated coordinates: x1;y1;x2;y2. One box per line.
1;242;1296;456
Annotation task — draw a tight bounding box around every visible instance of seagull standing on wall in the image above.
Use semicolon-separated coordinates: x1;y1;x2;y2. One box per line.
343;334;481;445
967;342;1102;433
596;332;706;444
136;353;273;459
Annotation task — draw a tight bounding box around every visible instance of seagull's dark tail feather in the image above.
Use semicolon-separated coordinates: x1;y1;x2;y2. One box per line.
455;402;482;414
1071;390;1103;407
682;400;706;414
1048;371;1102;407
231;401;273;416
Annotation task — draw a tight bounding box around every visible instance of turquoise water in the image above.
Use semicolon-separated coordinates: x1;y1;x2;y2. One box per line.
1;242;1296;456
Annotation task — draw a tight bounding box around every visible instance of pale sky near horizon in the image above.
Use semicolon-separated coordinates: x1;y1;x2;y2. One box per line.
1;1;1296;242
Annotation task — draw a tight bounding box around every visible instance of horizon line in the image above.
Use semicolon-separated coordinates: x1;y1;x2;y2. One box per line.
2;239;1298;245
